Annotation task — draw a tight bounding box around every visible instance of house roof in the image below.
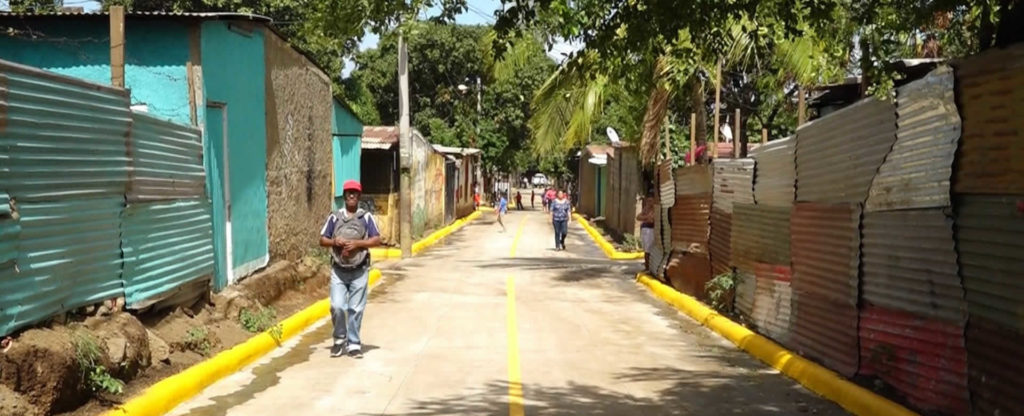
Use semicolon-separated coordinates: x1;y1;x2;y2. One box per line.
361;126;398;150
584;144;615;157
0;10;272;22
432;144;482;156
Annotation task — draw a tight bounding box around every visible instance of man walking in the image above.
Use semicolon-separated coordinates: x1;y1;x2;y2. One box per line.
531;189;536;209
497;193;508;232
515;191;523;211
319;180;381;358
637;190;657;273
551;190;571;250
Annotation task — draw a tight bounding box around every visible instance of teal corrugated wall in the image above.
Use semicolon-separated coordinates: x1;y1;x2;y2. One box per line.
332;99;362;209
0;193;19;270
128;112;206;202
122;200;214;306
1;61;130;336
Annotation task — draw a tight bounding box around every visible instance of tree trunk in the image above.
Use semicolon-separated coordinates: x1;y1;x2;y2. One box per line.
689;78;708;158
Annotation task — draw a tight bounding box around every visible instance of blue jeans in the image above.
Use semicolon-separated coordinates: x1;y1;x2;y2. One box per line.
330;265;369;349
553;219;568;248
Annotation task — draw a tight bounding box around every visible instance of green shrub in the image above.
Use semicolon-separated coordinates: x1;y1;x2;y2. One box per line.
184;326;213;356
72;331;124;395
705;271;739;312
239;306;277;333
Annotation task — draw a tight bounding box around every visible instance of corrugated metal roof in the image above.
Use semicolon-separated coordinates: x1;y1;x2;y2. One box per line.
709;208;732;276
866;67;959;212
0;10;272;21
0;197;124;336
859;305;969;415
127;111;205;202
751;136;796;206
790;202;861;304
711;158;755;213
956;194;1024;332
674;165;712;195
0;60;132;201
793;292;860;377
735;270;756;319
753;265;793;346
432;144;482;156
861;209;966;323
953;43;1024;195
123;200;214;308
966;317;1024;415
670;193;710;252
795;97;897;203
730;203;791;273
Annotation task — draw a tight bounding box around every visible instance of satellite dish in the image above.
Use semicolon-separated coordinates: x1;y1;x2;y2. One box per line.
606;127;621;144
720;124;733;142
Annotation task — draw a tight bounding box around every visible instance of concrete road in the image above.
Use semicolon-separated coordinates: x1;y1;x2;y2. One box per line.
169;209;847;416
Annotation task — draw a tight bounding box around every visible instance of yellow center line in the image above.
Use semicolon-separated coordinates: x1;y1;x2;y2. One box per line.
507;217;527;416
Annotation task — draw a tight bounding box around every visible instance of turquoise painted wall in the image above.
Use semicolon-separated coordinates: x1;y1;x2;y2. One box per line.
0;19;193;125
332;99;362;209
201;21;269;285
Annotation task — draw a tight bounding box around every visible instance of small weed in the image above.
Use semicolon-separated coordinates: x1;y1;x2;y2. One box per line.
239;306;277;334
268;324;284;345
621;234;643;252
72;331;124;395
184;326;213;356
705;271;739;312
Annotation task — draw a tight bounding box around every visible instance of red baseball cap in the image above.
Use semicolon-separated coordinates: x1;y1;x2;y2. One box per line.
342;180;362;193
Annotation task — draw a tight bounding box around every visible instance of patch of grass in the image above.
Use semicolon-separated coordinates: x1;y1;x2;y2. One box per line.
72;331;124;396
184;326;213;356
621;234;643;252
239;306;277;334
705;271;739;312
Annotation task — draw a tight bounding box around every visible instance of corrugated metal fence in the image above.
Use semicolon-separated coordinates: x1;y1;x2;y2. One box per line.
656;57;1024;415
1;60;213;336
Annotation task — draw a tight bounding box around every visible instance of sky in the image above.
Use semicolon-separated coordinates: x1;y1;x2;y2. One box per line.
57;0;581;77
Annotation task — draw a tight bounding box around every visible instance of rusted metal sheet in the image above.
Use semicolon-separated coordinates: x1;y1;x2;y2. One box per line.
650;207;672;276
734;270;756;319
659;160;675;208
709;208;732;276
122;200;214;308
730;203;791;273
0;197;125;336
866;67;959;212
753;264;792;345
127;111;206;202
861;209;966;323
711;158;755;213
793;291;860;377
953;43;1024;195
674;165;712;195
956;194;1024;332
859;305;969;415
670;193;711;252
790;202;861;304
750;136;796;206
795;97;897;203
967;317;1024;415
664;251;712;300
0;60;131;201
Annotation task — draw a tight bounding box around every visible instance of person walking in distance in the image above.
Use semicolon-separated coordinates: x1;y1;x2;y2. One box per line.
551;190;572;250
497;193;508;232
515;191;523;211
531;188;536;209
319;180;381;358
636;190;657;273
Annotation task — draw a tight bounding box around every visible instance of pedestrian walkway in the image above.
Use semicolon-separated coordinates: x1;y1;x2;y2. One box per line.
168;210;847;415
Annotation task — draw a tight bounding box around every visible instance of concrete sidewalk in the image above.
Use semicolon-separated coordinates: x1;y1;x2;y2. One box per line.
168;209;847;415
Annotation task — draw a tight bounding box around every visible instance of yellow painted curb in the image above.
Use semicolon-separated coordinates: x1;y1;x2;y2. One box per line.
101;268;385;416
634;273;919;416
572;213;644;261
370;210;483;260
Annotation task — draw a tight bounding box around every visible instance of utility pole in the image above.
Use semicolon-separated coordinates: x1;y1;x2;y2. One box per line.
398;33;413;258
109;5;125;88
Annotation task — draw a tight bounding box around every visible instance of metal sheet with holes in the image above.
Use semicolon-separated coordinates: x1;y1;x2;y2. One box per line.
712;159;755;213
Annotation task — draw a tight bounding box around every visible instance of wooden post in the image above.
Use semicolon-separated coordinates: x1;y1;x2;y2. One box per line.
798;85;806;126
110;6;125;88
761;128;768;144
734;108;742;158
712;57;721;159
689;112;696;165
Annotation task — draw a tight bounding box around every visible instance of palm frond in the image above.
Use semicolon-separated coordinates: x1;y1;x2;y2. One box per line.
639;56;674;165
528;53;610;155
